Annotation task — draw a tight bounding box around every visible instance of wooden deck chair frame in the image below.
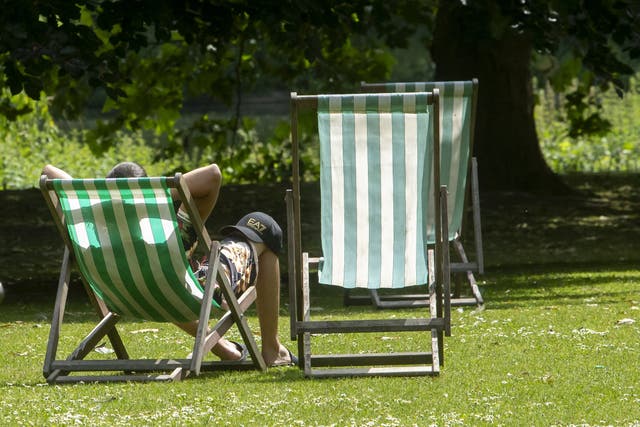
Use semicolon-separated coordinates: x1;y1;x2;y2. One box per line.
40;173;267;384
346;79;484;308
286;91;451;378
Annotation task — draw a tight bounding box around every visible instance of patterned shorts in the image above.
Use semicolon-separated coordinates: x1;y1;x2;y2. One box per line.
191;236;257;307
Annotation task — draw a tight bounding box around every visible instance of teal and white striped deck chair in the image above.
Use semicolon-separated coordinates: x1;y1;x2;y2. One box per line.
39;174;266;384
353;79;484;308
286;91;451;377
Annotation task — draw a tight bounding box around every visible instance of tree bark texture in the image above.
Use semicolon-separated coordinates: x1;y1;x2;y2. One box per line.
431;1;569;193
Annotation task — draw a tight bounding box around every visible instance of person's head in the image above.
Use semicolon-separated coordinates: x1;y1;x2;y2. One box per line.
219;212;283;254
106;162;147;178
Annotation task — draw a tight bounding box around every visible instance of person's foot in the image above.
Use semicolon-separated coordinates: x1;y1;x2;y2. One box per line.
212;339;247;361
264;345;298;367
227;341;248;361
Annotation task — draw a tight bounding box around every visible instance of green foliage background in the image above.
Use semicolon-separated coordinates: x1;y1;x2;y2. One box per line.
0;89;319;188
1;75;639;190
536;76;640;174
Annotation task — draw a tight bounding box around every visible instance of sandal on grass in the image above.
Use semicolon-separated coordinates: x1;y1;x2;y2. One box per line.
229;341;249;362
187;340;248;361
270;347;299;367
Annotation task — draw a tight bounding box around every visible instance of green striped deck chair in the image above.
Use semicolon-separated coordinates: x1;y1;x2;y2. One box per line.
39;174;266;383
286;91;451;377
354;79;484;308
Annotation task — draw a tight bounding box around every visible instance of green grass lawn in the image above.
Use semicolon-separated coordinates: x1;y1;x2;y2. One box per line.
1;174;639;426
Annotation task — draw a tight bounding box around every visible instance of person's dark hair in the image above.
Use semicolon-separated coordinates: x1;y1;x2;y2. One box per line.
106;162;147;178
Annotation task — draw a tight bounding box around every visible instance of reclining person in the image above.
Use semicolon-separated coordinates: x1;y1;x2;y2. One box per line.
41;162;296;367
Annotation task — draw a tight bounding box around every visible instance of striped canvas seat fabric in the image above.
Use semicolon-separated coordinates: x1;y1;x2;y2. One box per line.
369;81;474;242
317;93;435;289
52;177;211;323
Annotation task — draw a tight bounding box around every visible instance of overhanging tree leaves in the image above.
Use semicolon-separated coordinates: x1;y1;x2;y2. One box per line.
0;1;419;147
431;0;640;192
1;1;638;191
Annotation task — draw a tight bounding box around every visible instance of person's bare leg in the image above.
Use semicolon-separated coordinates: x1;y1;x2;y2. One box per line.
254;248;293;366
174;321;243;360
174;164;234;357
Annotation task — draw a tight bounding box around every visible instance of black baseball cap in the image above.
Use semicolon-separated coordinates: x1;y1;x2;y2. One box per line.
219;212;283;254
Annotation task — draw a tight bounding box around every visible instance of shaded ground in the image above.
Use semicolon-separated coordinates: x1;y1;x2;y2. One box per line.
481;173;640;271
1;174;639;304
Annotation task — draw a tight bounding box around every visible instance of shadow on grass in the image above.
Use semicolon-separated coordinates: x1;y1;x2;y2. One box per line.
479;263;640;310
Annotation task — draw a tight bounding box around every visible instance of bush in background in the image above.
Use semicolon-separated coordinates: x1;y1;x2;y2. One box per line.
2;76;639;190
0;91;187;189
536;77;640;173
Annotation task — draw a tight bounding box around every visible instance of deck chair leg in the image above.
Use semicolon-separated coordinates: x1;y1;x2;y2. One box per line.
81;281;130;361
452;271;463;299
447;157;484;308
286;189;307;371
301;252;312;377
428;246;445;369
68;313;121;362
191;242;221;375
439;185;452;341
200;288;257;352
427;249;442;371
430;329;441;374
370;290;382;307
46;312;122;382
471;157;484;275
452;239;484;307
45;250;129;382
43;248;72;378
341;289;378;306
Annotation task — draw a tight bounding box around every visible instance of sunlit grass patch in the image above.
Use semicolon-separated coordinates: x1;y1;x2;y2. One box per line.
2;263;639;426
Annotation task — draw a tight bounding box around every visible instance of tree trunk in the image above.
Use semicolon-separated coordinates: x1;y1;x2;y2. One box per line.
431;1;570;194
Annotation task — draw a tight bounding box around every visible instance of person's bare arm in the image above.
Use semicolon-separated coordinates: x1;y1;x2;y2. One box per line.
172;163;222;221
41;164;73;179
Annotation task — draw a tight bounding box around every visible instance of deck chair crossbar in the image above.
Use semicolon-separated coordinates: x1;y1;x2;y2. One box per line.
40;174;267;384
351;79;484;308
287;91;451;377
